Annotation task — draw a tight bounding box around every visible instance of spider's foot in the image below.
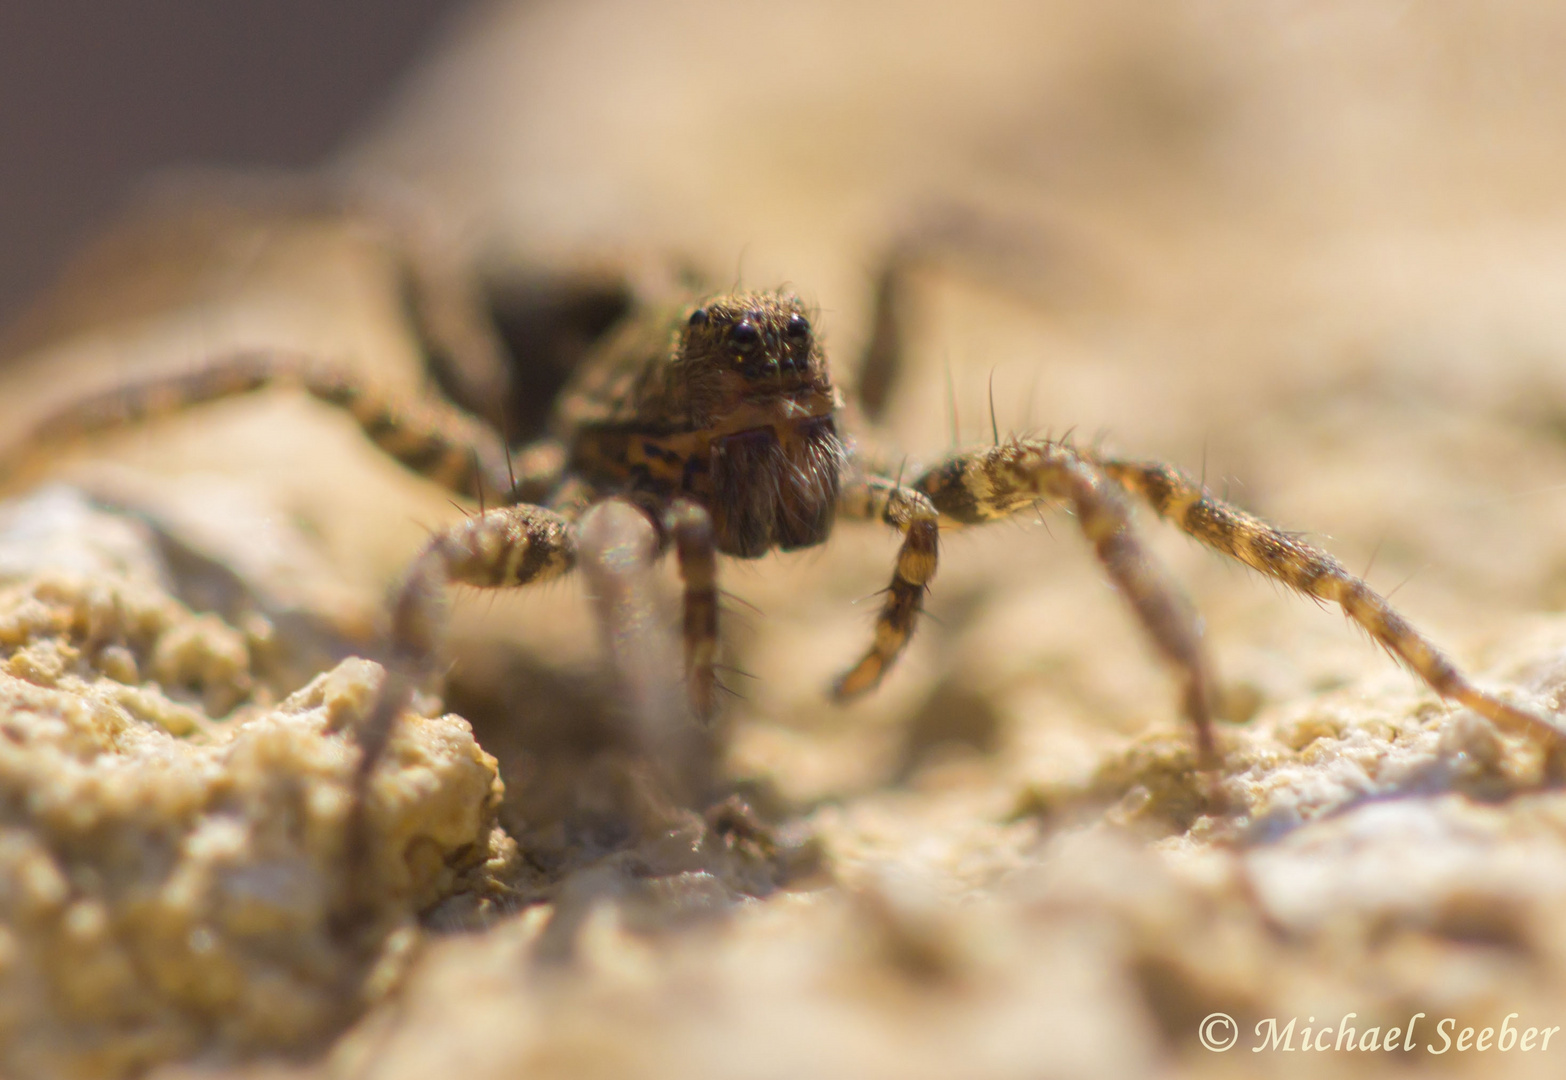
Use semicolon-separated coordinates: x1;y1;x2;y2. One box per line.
1461;687;1566;745
831;652;888;701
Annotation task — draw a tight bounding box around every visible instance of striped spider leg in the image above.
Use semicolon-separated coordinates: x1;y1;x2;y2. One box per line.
832;437;1563;764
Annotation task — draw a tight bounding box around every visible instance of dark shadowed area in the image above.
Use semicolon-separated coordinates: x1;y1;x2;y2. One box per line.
0;0;468;322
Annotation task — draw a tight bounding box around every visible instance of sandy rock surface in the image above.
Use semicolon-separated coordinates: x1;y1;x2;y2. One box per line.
0;488;505;1079
5;1;1566;1078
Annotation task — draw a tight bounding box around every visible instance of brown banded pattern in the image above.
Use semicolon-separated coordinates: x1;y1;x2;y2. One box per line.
834;478;941;701
880;440;1219;760
1101;457;1558;741
337;499;580;907
8;350;518;501
666;499;719;721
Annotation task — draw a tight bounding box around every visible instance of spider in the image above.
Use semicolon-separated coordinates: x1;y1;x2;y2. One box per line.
12;277;1560;832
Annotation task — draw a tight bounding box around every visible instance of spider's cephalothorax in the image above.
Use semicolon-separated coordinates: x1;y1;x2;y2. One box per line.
561;292;847;558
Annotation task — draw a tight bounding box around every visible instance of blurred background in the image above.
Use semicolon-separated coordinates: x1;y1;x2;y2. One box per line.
0;0;467;322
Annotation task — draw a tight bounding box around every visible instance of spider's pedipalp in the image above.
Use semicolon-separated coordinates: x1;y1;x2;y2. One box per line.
1100;457;1564;744
666;498;720;723
833;476;941;700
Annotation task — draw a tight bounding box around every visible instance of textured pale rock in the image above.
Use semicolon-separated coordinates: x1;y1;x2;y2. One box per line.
0;490;503;1080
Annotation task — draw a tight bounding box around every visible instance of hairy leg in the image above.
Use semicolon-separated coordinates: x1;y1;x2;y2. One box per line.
856;258;908;424
664;499;719;723
1099;456;1562;743
854;202;1091;425
357;503;576;773
8;350;539;501
339;502;576;919
832;476;943;700
579;499;712;804
910;440;1218;760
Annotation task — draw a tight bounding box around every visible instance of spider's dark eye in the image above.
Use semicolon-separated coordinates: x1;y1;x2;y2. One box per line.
730;320;760;350
688;307;708;327
785;314;811;339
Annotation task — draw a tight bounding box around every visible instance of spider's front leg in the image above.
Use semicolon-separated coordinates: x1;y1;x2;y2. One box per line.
844;442;1220;761
353;494;722;818
352;503;576;804
832;476;942;702
1099;456;1565;745
331;500;575;922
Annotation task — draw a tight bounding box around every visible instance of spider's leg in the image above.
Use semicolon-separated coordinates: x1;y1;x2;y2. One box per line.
337;502;576;923
856;203;1099;426
395;225;516;435
664;499;719;723
856;254;911;423
309;364;520;499
1098;457;1562;744
579;499;712;803
911;439;1218;761
8;350;524;501
354;503;576;787
832;476;941;701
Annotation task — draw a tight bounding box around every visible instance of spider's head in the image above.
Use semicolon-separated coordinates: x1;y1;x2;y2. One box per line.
674;292;845;557
679;291;831;398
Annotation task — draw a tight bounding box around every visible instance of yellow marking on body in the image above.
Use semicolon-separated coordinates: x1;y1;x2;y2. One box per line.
502;530;530;585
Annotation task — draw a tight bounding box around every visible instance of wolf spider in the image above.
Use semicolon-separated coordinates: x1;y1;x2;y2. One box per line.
13;265;1560;836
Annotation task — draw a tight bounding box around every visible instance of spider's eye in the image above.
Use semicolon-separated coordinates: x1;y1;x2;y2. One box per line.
688;307;709;327
730;320;760;350
785;314;811;339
